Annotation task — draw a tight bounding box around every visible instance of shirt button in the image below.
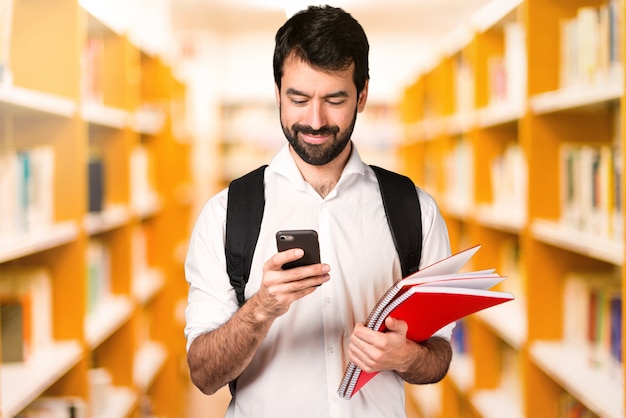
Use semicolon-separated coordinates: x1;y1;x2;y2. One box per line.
327;346;335;354
324;296;332;305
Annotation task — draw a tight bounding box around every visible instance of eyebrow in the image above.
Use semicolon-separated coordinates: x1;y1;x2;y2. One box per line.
285;87;350;99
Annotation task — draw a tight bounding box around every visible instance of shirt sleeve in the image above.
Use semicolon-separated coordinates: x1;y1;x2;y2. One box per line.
184;189;239;352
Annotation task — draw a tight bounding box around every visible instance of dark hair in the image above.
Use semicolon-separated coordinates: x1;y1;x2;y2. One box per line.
273;5;370;96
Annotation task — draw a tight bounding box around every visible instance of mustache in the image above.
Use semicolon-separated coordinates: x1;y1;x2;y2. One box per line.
293;124;340;136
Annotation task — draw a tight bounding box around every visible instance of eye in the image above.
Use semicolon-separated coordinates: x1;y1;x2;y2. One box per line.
289;97;308;105
327;99;345;106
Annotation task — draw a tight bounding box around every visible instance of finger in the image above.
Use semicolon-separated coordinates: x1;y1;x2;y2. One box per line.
349;338;380;372
286;262;330;280
268;248;304;271
351;323;380;345
384;316;408;334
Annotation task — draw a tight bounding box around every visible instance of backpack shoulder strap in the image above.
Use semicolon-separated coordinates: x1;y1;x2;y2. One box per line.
370;165;423;277
225;165;268;307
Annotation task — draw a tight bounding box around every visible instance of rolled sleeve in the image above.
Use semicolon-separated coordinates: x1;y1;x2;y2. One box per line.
184;190;239;351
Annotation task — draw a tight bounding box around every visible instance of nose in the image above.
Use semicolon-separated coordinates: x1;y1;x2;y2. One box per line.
304;100;327;130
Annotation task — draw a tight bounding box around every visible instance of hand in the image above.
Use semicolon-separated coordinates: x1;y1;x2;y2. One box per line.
254;248;330;320
348;317;417;374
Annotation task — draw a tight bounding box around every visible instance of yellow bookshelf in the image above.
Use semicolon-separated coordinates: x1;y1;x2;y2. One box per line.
0;1;191;416
399;0;624;417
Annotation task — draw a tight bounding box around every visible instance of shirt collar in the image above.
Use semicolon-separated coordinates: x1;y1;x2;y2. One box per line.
268;142;367;190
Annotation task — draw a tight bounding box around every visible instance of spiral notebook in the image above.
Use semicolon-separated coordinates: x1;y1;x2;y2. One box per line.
337;245;515;399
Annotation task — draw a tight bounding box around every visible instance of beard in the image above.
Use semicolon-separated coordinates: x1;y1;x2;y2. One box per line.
280;106;358;166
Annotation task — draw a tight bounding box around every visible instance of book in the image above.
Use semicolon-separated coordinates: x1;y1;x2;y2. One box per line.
1;298;28;362
88;152;105;213
562;270;622;370
337;245;514;400
0;267;52;361
130;145;159;215
0;146;55;238
86;238;111;314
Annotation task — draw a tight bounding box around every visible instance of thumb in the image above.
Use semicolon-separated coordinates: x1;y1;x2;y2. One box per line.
385;316;408;334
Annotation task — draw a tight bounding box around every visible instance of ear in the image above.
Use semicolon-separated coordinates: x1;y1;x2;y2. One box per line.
357;80;369;113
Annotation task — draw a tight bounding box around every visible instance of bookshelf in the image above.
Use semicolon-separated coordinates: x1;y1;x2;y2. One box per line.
0;0;191;417
399;0;624;417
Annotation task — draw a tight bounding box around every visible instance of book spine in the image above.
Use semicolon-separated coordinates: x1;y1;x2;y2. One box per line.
364;283;402;329
609;294;622;365
130;145;158;213
1;298;27;362
563;270;622;370
82;36;103;104
451;319;468;354
2;147;55;237
453;53;474;115
561;3;622;87
0;150;18;237
0;267;53;362
503;21;527;107
490;143;527;223
337;362;357;398
86;239;111;313
559;142;621;241
88;152;105;213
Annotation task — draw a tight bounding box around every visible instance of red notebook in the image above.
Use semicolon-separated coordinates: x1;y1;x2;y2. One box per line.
337;245;514;399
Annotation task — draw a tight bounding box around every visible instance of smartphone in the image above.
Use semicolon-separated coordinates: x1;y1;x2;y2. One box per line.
276;229;321;270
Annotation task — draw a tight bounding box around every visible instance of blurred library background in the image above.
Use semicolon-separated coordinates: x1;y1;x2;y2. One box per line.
0;0;624;417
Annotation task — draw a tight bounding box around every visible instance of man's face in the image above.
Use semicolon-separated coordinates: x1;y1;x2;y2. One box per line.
276;56;368;166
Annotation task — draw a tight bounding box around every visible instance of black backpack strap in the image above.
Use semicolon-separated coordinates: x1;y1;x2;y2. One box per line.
370;165;422;276
225;165;268;307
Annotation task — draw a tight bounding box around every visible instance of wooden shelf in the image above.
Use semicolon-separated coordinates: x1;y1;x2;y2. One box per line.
84;205;133;236
531;219;623;265
476;102;523;128
85;295;134;349
405;383;442;418
0;84;76;117
530;79;623;115
134;341;168;392
0;221;80;263
1;341;83;418
475;301;526;350
471;389;524;418
132;194;163;219
102;387;137;418
398;1;625;416
530;341;623;418
132;107;166;135
474;204;525;235
445;112;476;136
469;0;524;32
133;268;165;305
447;352;474;394
1;2;191;416
81;102;130;129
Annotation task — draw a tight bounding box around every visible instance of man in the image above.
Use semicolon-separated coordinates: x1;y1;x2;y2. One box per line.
185;5;453;417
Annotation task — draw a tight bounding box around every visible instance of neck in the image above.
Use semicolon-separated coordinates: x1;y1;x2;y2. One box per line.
291;141;352;198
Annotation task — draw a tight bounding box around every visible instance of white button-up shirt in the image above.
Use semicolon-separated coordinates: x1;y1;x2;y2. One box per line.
185;143;453;418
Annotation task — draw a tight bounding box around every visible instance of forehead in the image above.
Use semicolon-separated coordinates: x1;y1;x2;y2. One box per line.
281;55;356;95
